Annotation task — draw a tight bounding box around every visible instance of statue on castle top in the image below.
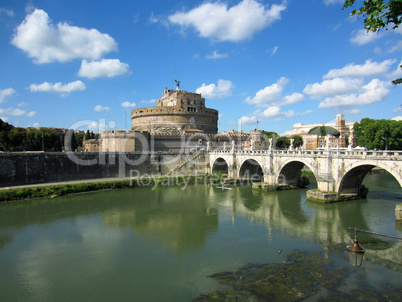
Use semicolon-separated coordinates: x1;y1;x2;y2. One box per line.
175;79;180;90
269;138;273;150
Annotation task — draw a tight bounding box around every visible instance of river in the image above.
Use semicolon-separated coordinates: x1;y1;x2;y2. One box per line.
0;173;401;301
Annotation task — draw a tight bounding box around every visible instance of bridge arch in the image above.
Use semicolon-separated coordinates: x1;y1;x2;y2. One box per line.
277;159;317;186
212;157;229;174
238;158;263;181
338;161;402;195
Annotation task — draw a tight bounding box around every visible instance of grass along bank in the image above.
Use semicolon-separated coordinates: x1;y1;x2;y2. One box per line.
0;175;211;203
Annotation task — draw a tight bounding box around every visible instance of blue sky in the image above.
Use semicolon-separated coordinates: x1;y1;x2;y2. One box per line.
0;0;401;134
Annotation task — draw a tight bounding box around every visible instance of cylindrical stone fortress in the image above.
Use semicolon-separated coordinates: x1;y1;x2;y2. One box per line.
131;88;218;134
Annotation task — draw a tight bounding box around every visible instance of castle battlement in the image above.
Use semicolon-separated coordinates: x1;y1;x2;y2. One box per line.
130;85;218;135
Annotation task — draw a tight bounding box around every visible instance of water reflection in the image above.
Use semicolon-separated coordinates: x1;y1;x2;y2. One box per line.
0;173;401;301
102;187;219;254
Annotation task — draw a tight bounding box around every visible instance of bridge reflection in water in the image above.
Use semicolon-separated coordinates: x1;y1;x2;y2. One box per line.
0;172;400;300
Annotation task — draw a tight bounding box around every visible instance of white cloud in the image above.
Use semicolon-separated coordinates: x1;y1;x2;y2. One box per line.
94;105;110;112
261;106;281;117
78;59;131;79
350;29;384;45
323;0;343;4
0;8;15;16
88;121;104;131
282;92;304;105
0;107;36;117
260;106;299;120
18;102;28;107
389;40;402;52
205;50;228;59
324;59;395;78
0;88;16;103
270;45;278;56
121;101;136;108
386;61;402;80
393;106;402;113
344;109;362;115
11;9;117;63
168;0;286;42
245;77;289;107
196;79;234;99
303;77;364;98
259;107;312;120
149;12;159;24
318;79;389;108
324;0;345;5
239;115;258;125
140;99;157;104
29;80;86;96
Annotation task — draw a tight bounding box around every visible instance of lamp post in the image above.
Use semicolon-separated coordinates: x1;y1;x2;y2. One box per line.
346;227;402;267
346;228;365;267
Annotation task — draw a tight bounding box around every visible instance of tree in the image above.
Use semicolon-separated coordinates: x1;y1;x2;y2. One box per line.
85;130;91;140
0;119;14;151
343;0;402;85
343;0;402;32
75;132;85;148
291;135;303;148
9;127;27;151
353;118;402;150
275;136;290;149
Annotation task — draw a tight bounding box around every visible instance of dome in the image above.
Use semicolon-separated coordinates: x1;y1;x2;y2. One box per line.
308;126;340;137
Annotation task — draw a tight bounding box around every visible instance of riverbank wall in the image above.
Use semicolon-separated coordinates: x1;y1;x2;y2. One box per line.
0;151;207;188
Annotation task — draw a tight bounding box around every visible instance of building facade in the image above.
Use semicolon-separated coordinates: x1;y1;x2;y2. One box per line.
130;87;218;135
290;114;356;150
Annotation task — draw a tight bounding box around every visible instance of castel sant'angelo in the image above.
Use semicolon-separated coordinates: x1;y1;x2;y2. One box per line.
130;80;218;135
85;81;255;152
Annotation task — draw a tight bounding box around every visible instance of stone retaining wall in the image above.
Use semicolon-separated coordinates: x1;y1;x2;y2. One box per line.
0;152;206;187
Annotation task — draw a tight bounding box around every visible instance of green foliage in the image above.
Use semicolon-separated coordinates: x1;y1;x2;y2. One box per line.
275;136;290;149
0;119;85;152
75;132;85;148
290;135;303;147
353;118;402;150
263;131;280;140
85;130;91;140
0;119;14;151
343;1;402;85
392;65;402;85
213;171;223;183
343;0;402;32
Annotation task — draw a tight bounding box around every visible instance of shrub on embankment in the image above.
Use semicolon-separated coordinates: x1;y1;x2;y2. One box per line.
0;176;202;203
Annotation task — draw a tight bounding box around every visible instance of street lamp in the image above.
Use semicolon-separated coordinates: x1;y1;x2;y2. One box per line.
346;227;402;267
346;228;365;267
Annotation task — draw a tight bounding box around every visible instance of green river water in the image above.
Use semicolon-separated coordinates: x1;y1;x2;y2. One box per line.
0;173;401;301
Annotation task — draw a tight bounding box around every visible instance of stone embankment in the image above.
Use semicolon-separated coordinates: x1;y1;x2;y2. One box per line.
0;151;207;188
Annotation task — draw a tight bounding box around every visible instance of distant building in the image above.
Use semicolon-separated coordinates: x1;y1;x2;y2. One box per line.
83;139;100;152
286;114;356;150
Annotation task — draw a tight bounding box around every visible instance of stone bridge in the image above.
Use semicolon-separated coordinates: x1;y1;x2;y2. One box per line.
207;148;402;201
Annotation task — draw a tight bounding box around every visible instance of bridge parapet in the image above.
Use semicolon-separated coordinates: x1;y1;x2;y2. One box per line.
207;148;401;202
209;149;402;160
